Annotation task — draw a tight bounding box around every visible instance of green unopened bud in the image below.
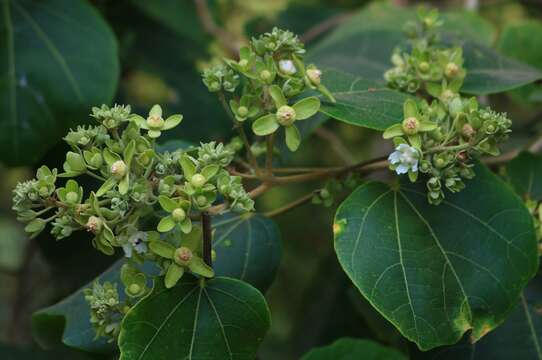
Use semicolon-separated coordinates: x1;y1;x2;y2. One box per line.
196;195;208;207
445;63;459;78
210;81;221;92
89;154;103;168
66;191;79;204
146;115;164;129
276;105;296;126
174;246;192;266
86;216;103;233
111;160;127;178
418;61;430;73
441;90;455;102
402;116;419;135
79;136;90;146
237;106;249;117
320;188;331;199
191;174;207;188
171;208;186;222
462;123;475;138
39;186;49;197
306;68;322;85
238;59;248;68
128;284;141;295
260;70;272;81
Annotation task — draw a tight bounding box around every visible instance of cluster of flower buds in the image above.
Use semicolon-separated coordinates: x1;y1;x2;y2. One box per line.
312;174;361;207
385;8;465;96
202;27;335;152
84;281;123;341
383;10;512;205
12;103;254;260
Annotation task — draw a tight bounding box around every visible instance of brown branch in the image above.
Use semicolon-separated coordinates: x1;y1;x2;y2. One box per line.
194;0;239;57
201;212;213;269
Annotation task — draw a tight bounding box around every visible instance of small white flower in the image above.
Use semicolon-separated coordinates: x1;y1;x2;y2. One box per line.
388;144;419;175
122;231;148;258
278;59;296;75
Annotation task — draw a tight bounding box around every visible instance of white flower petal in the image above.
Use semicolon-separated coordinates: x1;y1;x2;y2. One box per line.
396;164;409;174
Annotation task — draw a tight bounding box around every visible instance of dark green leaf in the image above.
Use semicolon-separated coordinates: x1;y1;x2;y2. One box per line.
213;213;282;292
412;274;542;360
300;337;407;360
318;68;410;130
32;260;157;354
118;276;270;360
498;20;542;103
506;152;542;201
334;164;538;350
0;0;119;166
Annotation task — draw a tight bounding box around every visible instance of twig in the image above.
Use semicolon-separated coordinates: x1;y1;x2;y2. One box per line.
194;0;239;57
201;212;213;269
300;12;353;44
314;127;355;165
264;191;316;217
266;133;276;175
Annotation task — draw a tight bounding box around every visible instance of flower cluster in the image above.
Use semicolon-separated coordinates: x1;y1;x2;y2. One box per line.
383;10;512;204
202;27;335;152
84;281;123;341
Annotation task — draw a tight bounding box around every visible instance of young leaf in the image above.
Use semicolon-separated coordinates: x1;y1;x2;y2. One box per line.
334;163;538;350
118;276;270;360
252;114;279;136
285;125;301;151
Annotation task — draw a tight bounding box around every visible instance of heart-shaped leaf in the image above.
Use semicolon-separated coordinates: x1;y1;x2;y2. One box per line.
0;0;119;166
213;213;282;292
301;338;407;360
318;68;410;130
118;276;270;360
334;164;538;350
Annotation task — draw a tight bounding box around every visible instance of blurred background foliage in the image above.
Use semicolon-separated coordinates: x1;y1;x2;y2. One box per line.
2;0;542;359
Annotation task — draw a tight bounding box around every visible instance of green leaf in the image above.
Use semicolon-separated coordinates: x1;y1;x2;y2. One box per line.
285;125;301;152
157;216;175;233
498;20;542;104
118;276;271;360
158;195;178;212
293;96;320;120
301;338;407;360
506;152;542;201
412;274;542;360
334;164;538;350
317;69;411;130
164;263;184;288
252;113;279;136
95;177;116;197
163;114;183;130
212;213;282;292
32;260;157;353
268;84;287;108
0;0;119;166
149;240;175;259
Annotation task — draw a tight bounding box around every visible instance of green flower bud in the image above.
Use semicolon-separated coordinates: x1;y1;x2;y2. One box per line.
86;216;103;234
39;186;50;198
260;70;272;82
441;90;455;102
190;174;207;188
210;81;221;92
174;246;192;266
89;153;103;168
306;68;322;86
276;105;296;126
402;116;420;135
128;284;141;296
171;208;186;222
65;191;79;204
418;61;430;73
320;188;331;199
237;106;249;118
445;62;459;78
238;59;248;68
110;160;127;178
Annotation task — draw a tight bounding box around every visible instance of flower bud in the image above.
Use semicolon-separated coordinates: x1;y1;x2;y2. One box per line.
279;59;296;75
111;160;127;178
306;68;322;86
276;105;296;126
418;61;430;73
171;208;186;222
66;191;79;204
445;63;459;78
39;186;50;198
190;174;207;188
320;188;331;199
128;284;141;296
86;216;103;233
237;106;249;117
146;114;165;129
174;246;192;266
238;59;248;68
196;195;208;207
89;153;103;168
461;123;475;138
402;116;419;135
441;90;455;102
260;70;272;82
